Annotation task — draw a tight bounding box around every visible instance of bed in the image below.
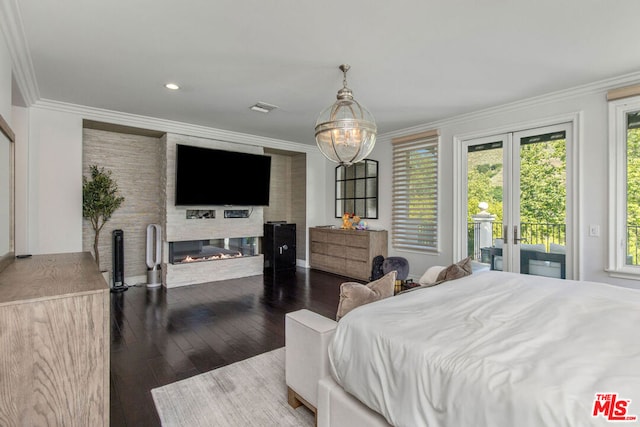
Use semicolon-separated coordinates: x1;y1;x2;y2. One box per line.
285;270;640;427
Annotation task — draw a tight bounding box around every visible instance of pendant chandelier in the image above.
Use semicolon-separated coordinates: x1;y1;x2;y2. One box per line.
314;64;377;166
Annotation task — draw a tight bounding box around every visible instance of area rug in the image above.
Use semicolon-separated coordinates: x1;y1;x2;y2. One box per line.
151;347;314;426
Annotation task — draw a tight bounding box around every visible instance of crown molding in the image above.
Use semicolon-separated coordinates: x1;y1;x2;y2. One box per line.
32;99;317;153
378;70;640;143
0;0;39;106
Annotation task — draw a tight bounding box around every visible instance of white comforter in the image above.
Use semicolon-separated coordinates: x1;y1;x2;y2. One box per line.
328;271;640;427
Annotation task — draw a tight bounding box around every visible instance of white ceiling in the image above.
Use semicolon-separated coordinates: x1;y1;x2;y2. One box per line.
9;0;640;145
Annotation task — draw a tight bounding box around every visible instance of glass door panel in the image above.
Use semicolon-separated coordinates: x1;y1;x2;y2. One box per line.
514;126;568;279
465;135;508;272
626;111;640;265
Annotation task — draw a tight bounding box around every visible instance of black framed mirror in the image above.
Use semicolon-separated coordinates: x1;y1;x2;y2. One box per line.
335;159;378;219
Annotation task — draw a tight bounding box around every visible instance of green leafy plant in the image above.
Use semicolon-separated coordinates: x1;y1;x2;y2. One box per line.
82;165;124;270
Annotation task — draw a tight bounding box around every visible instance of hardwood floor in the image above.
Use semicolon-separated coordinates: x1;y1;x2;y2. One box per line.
109;267;346;427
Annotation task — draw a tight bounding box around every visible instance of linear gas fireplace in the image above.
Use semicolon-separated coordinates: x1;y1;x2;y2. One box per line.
169;238;258;264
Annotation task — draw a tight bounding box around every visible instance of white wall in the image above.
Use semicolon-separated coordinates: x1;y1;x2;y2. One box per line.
372;83;640;289
0;31;10;121
12;105;27;254
25;107;83;254
0;32;11;256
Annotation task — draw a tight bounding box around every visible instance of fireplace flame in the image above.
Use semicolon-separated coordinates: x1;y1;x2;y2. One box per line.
180;252;243;263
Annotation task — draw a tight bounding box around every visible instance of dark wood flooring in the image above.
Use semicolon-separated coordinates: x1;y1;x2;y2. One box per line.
110;267;346;427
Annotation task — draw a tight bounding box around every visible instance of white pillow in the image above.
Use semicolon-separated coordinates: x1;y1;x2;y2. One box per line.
418;265;446;286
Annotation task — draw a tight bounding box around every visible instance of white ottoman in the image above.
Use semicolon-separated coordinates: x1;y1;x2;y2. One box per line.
285;309;338;414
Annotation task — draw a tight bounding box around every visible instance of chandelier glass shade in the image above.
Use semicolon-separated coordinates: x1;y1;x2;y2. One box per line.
315;65;377;166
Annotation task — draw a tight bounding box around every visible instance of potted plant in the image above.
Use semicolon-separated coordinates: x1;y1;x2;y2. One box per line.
82;165;124;274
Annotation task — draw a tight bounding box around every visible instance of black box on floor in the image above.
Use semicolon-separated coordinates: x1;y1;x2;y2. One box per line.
263;223;296;273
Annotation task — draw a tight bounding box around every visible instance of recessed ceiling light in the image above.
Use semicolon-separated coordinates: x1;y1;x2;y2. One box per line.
249;102;278;113
165;83;180;90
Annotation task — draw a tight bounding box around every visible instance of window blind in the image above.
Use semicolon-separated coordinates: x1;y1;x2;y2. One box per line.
391;129;439;252
607;84;640;101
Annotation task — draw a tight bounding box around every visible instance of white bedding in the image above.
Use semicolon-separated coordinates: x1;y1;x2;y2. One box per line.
328;271;640;427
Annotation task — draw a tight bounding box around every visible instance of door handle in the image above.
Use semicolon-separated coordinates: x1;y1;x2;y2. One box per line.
513;226;526;244
503;225;508;244
279;244;288;254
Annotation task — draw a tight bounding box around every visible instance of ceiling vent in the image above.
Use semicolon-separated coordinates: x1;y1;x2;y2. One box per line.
249;102;278;113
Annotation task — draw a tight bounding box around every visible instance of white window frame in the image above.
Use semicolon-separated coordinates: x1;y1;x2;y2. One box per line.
608;95;640;278
391;130;440;253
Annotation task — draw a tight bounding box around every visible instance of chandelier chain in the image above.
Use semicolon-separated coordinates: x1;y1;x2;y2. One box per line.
339;64;350;89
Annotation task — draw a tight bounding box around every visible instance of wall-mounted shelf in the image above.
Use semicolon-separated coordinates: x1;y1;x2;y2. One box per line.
186;209;215;219
224;209;250;218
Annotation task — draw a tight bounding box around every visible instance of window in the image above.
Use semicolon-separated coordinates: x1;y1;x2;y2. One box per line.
335;159;378;219
391;129;439;252
608;89;640;277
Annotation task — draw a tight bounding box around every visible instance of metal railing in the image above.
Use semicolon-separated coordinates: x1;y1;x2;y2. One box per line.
468;221;566;261
469;222;640;265
627;224;640;265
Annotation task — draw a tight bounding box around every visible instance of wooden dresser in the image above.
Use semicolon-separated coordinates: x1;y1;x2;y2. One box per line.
0;252;109;426
309;227;388;281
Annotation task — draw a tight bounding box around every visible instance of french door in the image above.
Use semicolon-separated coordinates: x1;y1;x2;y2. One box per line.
463;123;573;279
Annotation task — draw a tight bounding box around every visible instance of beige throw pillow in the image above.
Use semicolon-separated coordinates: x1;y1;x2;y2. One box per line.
336;270;397;321
418;265;446;286
435;256;473;283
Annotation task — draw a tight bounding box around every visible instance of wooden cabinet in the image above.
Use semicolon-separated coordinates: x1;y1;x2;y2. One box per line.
0;252;109;426
309;227;388;281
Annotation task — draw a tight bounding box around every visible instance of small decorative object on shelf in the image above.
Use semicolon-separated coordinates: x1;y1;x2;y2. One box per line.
341;212;353;229
186;209;215;219
351;215;360;229
355;219;368;230
395;279;420;295
340;212;368;230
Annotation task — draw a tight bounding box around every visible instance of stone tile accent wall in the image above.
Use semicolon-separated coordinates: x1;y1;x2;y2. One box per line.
263;154;291;222
82;129;162;283
263;152;307;262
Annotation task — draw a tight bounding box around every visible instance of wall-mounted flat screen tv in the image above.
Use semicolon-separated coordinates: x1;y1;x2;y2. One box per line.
175;144;271;206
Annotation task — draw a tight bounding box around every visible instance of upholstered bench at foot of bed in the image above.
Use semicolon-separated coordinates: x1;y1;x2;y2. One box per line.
285;309;393;427
317;376;391;427
285;309;338;416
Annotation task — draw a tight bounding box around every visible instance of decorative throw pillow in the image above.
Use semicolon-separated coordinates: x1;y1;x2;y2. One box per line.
435;256;473;284
336;270;397;321
418;265;446;286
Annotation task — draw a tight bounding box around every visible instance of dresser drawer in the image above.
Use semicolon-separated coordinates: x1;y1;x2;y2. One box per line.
326;243;347;256
326;232;346;246
345;259;370;281
346;234;369;249
310;229;327;243
310;241;327;255
345;247;368;262
310;253;345;272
